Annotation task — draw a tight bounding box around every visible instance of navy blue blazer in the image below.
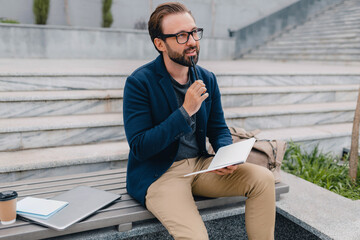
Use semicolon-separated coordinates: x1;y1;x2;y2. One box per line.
123;55;232;206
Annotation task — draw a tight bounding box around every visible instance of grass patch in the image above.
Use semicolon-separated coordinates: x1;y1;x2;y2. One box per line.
0;19;20;24
282;142;360;200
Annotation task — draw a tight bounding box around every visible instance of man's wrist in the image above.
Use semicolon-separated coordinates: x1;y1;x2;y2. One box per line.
180;106;193;124
182;105;193;117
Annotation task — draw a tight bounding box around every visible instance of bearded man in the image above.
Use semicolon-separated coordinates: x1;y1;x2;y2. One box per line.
123;2;276;239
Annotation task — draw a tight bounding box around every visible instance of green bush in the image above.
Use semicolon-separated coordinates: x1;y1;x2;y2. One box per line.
282;142;360;200
102;0;113;28
0;18;20;24
33;0;50;25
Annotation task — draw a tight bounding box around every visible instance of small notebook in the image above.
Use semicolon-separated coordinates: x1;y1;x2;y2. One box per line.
184;138;256;176
17;197;68;219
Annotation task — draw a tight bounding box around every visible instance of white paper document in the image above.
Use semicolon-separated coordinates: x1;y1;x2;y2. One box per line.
17;197;68;219
184;138;256;177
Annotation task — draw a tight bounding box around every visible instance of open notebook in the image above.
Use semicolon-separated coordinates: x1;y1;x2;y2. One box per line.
184;138;256;177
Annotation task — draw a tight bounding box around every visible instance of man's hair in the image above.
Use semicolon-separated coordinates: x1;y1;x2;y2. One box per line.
148;2;194;53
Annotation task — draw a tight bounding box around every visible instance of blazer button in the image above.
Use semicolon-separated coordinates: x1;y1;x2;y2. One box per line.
154;173;159;178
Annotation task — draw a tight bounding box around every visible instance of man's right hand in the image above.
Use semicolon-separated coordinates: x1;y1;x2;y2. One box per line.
182;80;209;117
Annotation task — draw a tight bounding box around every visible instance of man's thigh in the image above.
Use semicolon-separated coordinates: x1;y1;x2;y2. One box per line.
145;159;208;240
192;158;273;198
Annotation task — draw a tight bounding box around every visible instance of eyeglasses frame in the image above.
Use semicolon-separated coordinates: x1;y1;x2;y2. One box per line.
158;28;204;44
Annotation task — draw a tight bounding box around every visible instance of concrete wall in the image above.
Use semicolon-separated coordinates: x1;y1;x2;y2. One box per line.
0;0;298;38
0;23;235;60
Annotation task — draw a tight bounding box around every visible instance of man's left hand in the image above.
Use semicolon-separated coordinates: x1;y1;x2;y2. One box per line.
210;165;238;175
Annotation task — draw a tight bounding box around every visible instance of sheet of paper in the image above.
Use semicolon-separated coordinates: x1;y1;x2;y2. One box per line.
17;197;68;219
184;138;256;177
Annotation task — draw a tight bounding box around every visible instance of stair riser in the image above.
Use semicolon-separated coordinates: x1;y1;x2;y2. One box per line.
301;21;360;30
216;75;360;87
0;76;126;91
0;126;125;151
2;75;360;90
288;29;360;36
279;33;359;40
0;99;122;118
226;111;354;131
275;39;360;46
0;158;128;183
303;19;360;27
270;40;360;46
0;90;355;118
221;91;357;108
243;55;360;61
253;49;360;55
261;44;360;50
297;136;351;157
294;25;360;33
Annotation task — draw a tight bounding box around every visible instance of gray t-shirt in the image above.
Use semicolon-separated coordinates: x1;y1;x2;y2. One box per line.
170;75;199;161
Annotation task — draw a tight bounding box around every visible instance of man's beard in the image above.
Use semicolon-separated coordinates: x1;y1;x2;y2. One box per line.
165;43;200;67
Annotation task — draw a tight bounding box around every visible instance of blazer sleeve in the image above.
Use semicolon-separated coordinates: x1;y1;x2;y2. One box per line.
123;75;192;161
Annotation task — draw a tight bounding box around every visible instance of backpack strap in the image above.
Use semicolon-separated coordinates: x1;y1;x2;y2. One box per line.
229;127;261;139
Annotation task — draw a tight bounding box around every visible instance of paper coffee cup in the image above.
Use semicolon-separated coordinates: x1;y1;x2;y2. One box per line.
0;190;18;225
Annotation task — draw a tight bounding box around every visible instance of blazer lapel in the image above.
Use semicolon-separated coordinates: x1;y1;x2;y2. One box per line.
156;56;178;112
159;76;178;112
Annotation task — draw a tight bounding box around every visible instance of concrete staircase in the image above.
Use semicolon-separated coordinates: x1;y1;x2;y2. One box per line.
242;0;360;62
0;71;359;182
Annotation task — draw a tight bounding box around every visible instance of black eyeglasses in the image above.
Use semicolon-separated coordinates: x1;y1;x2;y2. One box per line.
159;28;203;44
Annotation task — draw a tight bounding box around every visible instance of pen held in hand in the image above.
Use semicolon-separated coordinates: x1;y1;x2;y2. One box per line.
190;56;199;80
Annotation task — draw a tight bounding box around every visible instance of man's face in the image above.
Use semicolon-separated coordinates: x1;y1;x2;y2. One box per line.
161;13;200;67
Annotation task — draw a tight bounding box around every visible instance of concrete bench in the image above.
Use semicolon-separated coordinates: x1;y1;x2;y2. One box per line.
0;168;289;240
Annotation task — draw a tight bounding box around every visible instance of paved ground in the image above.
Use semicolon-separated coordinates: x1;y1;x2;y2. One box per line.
120;213;320;240
276;171;360;240
49;212;320;240
0;58;360;75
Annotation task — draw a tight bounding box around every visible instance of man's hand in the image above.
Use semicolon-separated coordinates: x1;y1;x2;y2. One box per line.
210;165;238;176
182;80;209;117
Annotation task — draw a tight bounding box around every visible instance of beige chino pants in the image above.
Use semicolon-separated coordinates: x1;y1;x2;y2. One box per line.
145;157;276;240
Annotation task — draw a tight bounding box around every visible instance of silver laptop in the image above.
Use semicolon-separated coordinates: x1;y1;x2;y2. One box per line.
18;186;121;231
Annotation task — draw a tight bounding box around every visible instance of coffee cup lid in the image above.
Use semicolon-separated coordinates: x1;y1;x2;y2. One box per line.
0;190;18;201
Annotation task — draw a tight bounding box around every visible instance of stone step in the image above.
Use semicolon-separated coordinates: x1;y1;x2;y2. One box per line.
0;122;353;182
308;12;360;22
216;75;360;88
0;113;124;151
220;84;358;108
243;53;360;61
277;33;359;41
288;26;360;36
0;75;126;91
290;23;360;32
287;30;360;38
225;101;355;130
269;38;360;46
299;22;360;32
0;90;123;118
263;43;360;50
305;18;360;27
305;13;360;24
0;141;129;182
257;123;353;157
1;101;355;151
252;48;360;55
0;85;356;118
2;74;360;91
